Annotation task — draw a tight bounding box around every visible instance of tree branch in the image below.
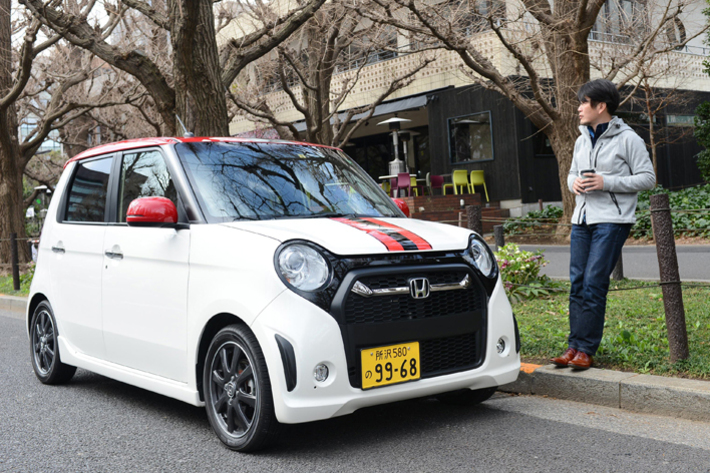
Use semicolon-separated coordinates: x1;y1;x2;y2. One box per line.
220;0;328;87
489;18;558;120
120;0;170;30
19;0;176;131
0;19;41;110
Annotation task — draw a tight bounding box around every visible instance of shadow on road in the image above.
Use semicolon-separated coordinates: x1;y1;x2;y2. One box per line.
66;368;508;453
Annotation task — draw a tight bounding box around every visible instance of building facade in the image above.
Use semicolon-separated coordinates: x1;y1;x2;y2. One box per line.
226;0;710;213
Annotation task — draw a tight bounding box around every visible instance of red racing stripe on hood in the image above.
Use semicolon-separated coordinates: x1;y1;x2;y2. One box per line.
331;217;432;251
360;218;432;250
331;218;405;251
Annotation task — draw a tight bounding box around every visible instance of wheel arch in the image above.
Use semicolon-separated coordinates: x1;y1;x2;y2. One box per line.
27;293;48;334
196;312;250;402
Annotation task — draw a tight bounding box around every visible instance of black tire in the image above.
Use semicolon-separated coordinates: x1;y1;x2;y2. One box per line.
436;386;498;406
203;324;279;452
29;301;76;384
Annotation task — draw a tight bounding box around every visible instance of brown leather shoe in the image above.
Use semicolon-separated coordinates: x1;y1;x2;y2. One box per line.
550;348;577;367
568;351;593;370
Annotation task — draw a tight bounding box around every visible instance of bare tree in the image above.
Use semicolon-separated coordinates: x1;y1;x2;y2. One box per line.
230;0;435;147
0;6;142;264
20;0;328;137
363;0;707;230
618;61;696;179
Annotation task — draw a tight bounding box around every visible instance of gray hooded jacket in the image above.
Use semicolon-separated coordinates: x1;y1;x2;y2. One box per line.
567;116;656;225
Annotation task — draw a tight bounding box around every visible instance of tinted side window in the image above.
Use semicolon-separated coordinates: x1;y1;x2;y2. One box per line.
64;157;113;222
118;150;177;222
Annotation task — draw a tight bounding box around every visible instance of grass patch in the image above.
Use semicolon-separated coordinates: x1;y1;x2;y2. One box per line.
0;268;33;296
516;279;710;379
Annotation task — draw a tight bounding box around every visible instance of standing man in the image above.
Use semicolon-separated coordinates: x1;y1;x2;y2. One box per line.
551;79;656;370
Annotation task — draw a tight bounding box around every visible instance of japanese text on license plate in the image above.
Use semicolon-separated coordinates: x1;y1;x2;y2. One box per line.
361;342;420;389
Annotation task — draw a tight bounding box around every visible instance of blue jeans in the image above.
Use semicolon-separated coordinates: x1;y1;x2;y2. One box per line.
569;220;632;355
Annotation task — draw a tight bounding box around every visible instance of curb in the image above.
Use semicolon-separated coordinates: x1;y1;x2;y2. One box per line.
0;295;27;320
500;363;710;423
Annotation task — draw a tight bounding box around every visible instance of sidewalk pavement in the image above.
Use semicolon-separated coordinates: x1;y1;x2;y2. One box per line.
3;294;710;423
500;363;710;423
0;294;28;317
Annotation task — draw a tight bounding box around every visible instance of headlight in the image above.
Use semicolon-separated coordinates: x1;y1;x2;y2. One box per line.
469;236;496;278
276;243;330;292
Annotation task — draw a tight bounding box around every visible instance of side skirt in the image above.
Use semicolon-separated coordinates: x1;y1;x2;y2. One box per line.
58;336;203;407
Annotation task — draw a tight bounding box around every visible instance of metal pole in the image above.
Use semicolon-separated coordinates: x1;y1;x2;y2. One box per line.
650;193;689;362
494;225;505;250
11;233;20;291
611;249;624;280
466;205;482;235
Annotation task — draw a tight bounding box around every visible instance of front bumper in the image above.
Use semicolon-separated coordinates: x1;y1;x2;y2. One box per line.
251;275;520;424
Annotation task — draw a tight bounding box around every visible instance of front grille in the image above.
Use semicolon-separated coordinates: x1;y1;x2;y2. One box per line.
343;270;483;325
332;264;488;389
421;333;478;377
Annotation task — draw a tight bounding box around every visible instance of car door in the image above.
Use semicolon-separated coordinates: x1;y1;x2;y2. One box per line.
101;148;190;382
49;155;113;359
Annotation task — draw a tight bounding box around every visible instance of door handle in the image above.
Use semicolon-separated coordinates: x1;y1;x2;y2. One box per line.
104;251;123;260
51;246;65;254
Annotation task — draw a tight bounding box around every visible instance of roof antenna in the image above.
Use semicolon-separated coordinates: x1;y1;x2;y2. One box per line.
175;115;194;138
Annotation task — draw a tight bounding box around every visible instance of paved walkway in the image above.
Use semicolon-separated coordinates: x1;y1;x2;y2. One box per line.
519;244;710;282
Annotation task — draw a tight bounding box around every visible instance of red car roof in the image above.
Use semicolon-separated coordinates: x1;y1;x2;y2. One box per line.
63;137;342;168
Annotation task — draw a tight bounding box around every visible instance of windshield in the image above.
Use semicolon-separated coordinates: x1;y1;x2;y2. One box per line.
175;141;401;222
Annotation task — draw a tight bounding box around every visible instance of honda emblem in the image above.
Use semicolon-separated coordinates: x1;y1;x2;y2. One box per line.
409;278;430;299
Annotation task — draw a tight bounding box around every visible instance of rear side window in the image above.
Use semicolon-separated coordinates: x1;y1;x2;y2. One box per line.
118;150;177;222
64;157;113;222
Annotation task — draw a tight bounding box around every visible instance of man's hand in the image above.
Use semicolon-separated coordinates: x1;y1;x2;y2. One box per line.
573;173;604;195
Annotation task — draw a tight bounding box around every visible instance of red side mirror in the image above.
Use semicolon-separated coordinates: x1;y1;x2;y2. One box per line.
392;198;410;218
126;197;178;226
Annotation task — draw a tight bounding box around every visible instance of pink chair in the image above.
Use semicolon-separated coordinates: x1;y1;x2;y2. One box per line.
389;178;398;197
397;172;412;197
429;174;444;195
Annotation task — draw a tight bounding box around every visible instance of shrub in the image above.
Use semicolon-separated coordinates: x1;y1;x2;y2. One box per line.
503;205;563;234
494;243;560;302
697;151;710;184
632;184;710;238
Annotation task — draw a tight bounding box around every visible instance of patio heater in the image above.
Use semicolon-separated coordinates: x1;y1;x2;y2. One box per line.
378;117;412;175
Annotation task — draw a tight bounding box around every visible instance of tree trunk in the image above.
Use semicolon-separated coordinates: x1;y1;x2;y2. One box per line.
545;29;590;235
0;114;31;265
548;120;579;237
170;0;229;137
0;0;30;265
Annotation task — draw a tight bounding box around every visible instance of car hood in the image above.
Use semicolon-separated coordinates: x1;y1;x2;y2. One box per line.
221;217;474;255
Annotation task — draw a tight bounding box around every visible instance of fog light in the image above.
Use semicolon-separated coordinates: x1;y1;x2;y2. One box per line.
496;338;506;354
314;364;329;382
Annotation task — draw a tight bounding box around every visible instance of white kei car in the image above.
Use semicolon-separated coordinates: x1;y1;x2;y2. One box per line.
27;137;520;451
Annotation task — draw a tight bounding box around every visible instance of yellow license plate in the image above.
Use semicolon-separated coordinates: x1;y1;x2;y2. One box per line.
361;342;420;389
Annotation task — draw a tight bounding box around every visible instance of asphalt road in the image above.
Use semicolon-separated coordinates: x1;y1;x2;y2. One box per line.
2;311;710;472
519;245;710;282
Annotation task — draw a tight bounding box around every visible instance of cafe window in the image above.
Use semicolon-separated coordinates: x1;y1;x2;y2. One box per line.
667;114;695;127
448;111;494;164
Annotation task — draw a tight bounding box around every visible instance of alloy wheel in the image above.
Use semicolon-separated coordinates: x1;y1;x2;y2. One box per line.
32;309;56;376
208;341;259;439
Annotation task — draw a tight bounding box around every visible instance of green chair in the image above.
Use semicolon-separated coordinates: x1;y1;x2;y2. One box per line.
443;170;470;195
468;170;489;202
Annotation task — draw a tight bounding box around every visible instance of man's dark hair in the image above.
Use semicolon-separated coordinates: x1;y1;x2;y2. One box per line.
577;79;620;114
